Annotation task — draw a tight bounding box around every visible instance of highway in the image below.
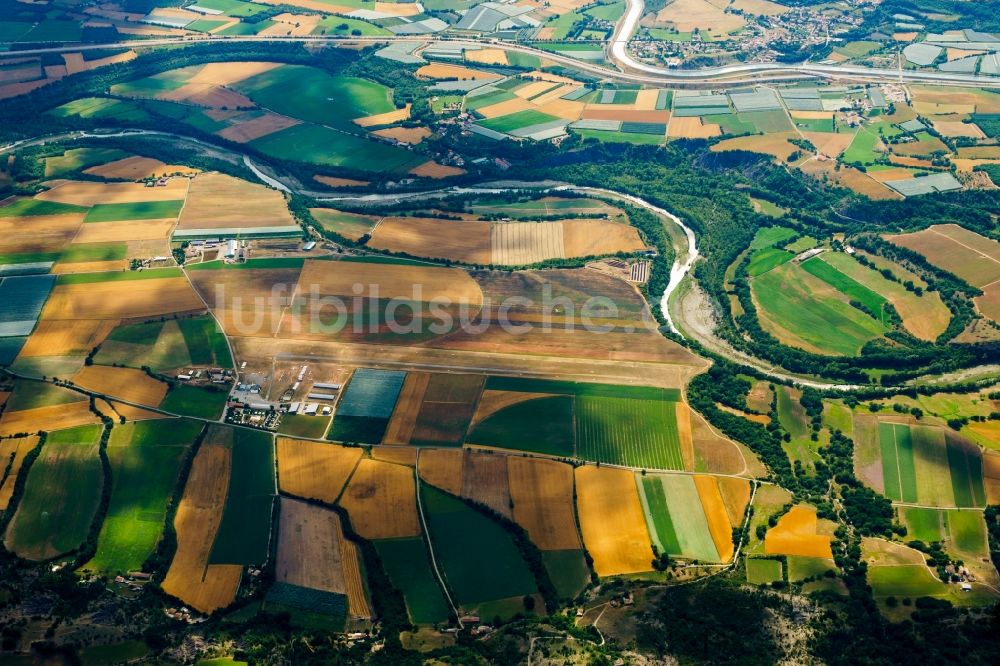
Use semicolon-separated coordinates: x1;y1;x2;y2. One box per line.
2;5;999;87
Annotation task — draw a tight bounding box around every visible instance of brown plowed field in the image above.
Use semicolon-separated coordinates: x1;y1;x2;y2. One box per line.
888;224;1000;289
411;374;484;446
216;113;300;143
409;161;466;179
19;319;119;357
162;433;241;613
176;173;295;231
189;267;300;339
383;372;430;445
35;179;189;205
575;465;653;576
339;458;420;539
508;457;581;551
276;438;361;503
71;365;168;407
460;451;511;518
368;217;491;265
84;156;197;180
470;390;551;428
276;497;370;617
417;449;464;496
41;278;205;321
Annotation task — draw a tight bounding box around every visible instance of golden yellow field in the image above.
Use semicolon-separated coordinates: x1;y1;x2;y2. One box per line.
983;451;1000;504
417;448;464;496
72;219;176;244
712;133;802;163
0;402;100;436
0;436;38;509
276;438;361;503
175;173;294;231
371;446;418;466
803;132;855;159
313;175;369;188
562;220;646;258
508;457;582;551
694;475;735;562
275;498;371;618
19;319;119;357
162;436;242;613
35;179;189;205
353;103;411;128
466;48;508;66
764;505;833;559
339;458;421;539
575;465;653;576
383;372;430;445
110;401;167;423
0;213;84;255
71;365;168;407
717;476;752;526
668;116;721;139
40;278;205;321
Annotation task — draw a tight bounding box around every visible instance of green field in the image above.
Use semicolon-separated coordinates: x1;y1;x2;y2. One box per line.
466;396;575;457
250;123;424;173
95;320;189;371
483;377;679;401
575;129;665;145
746;247;793;276
4;425;104;561
79;640;151;666
5;381;84;411
947;510;987;555
374;537;450;624
576;396;682;469
902;507;943;543
55;268;183;285
83;419;201;575
420;486;537;616
44;148;128;178
277;414;331;439
639;473;720;562
786;556;834;582
740;110;793;133
793;117;835;132
842;127;881;165
59;242;127;264
479;110;560;134
0;198;88;218
311;16;392;36
880;423;917;503
177;316;233;367
750;226;796;250
776;387;809;439
209;427;275;565
310;209;376;238
752;262;888;356
233;66;393;130
542;549;590;599
49;97;152;124
746;558;783;584
84;201;184;223
801;256;887;321
329;414;391;444
868;565;949;599
160;384;229;419
946;436;986;508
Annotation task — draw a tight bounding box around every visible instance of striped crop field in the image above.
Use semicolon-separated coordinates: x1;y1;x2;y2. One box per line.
879;422;917;503
576;396;682;470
